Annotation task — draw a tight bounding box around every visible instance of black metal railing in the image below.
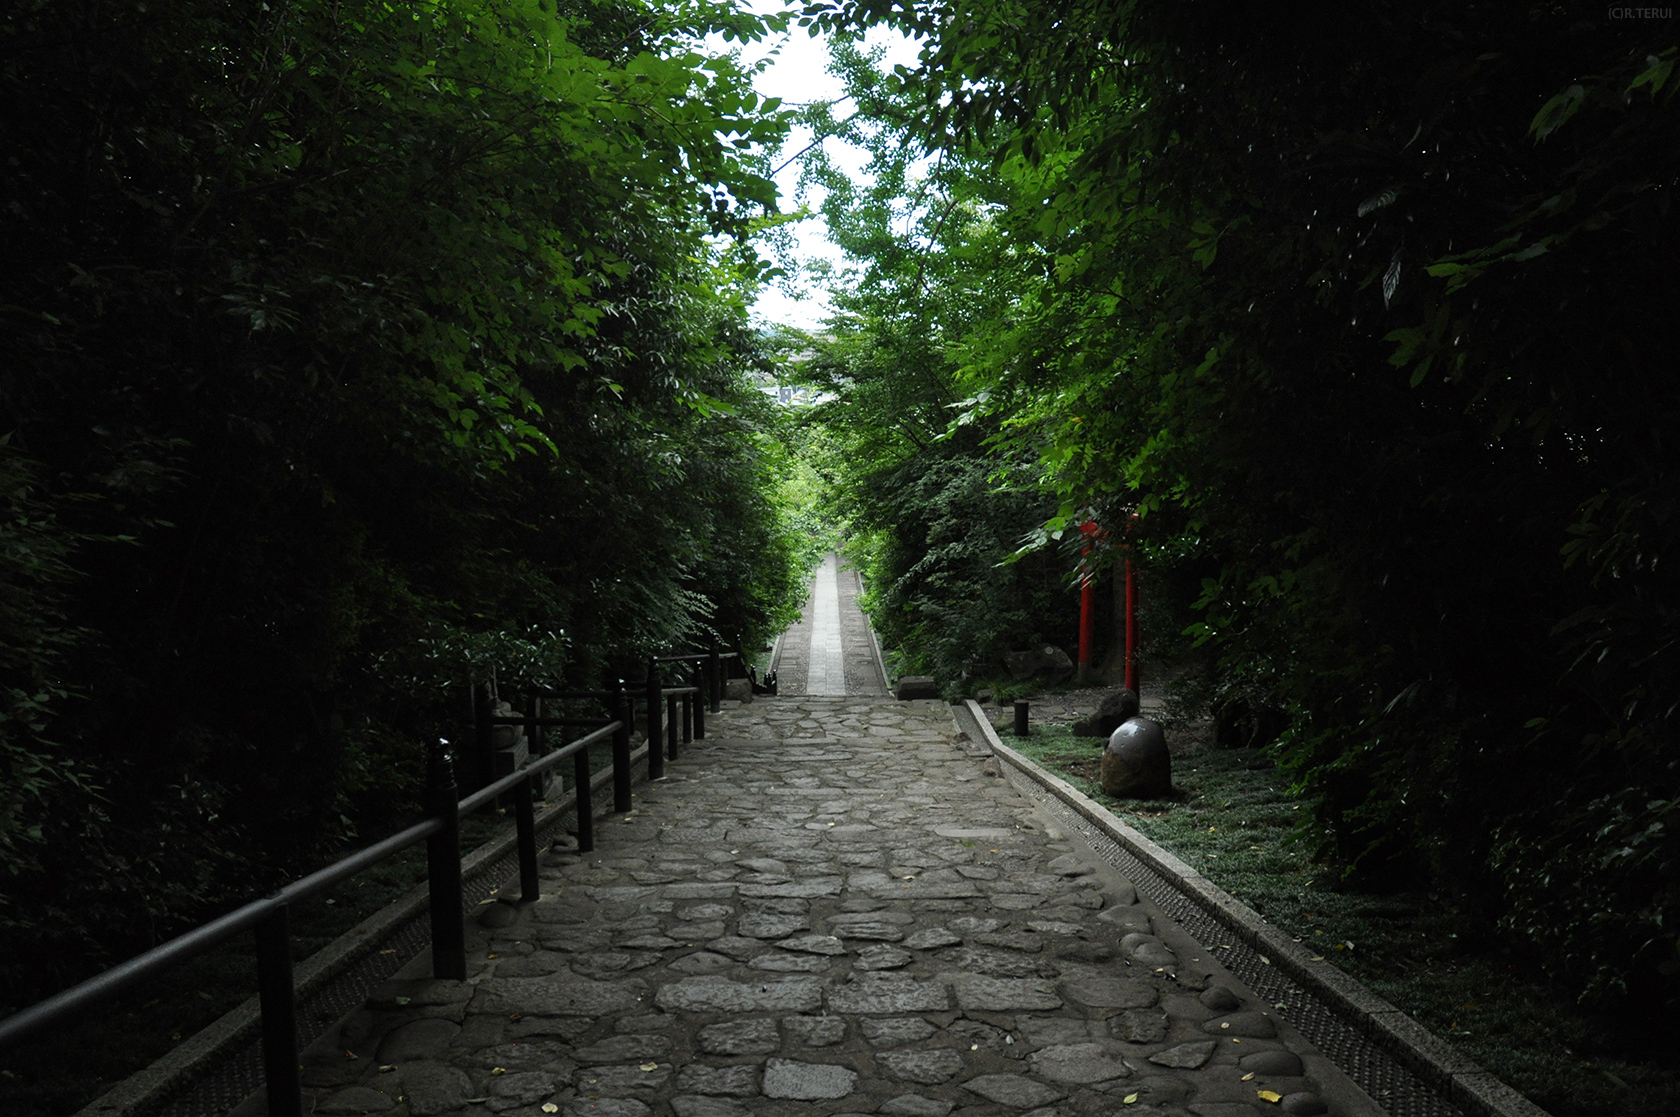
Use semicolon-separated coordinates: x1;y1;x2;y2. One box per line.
0;641;755;1117
0;699;633;1117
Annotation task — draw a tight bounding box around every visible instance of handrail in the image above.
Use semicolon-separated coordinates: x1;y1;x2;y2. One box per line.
0;685;643;1117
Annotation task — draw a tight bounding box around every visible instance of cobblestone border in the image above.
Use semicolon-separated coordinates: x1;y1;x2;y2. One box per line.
954;700;1551;1117
73;744;652;1117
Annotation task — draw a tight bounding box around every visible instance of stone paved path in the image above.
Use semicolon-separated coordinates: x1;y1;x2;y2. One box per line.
774;555;888;698
297;695;1383;1117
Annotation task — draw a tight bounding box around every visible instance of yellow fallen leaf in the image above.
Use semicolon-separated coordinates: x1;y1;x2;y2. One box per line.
1122;1094;1139;1105
1241;1072;1255;1081
491;1067;507;1076
1258;1090;1283;1103
541;1106;559;1114
639;1063;659;1072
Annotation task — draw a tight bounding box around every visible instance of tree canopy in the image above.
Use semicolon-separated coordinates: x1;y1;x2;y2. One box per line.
794;0;1680;1016
1;0;808;1006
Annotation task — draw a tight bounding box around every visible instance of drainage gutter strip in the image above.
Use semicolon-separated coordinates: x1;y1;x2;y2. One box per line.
956;699;1549;1117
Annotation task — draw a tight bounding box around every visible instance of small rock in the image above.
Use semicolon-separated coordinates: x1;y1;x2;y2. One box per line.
478;901;521;928
670;1098;749;1117
1071;689;1140;738
880;1095;954;1117
1029;1043;1131;1083
1239;1050;1305;1076
1281;1093;1329;1115
486;1070;558;1111
963;1074;1067;1108
783;1015;846;1046
674;1065;760;1097
564;1099;650;1117
761;1059;858;1099
1200;985;1242;1012
698;1019;780;1055
399;1063;473;1116
877;1048;966;1084
855;944;914;970
375;1019;460;1063
1109;1008;1170;1044
860;1017;937;1047
1147;1041;1218;1069
1202;1011;1279;1039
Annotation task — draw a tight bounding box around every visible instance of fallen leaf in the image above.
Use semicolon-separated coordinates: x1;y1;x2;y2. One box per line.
1122;1094;1140;1105
1309;956;1325;962
542;1106;559;1114
639;1064;659;1072
491;1067;507;1076
1259;955;1271;965
379;1065;396;1073
393;996;411;1006
1258;1090;1283;1103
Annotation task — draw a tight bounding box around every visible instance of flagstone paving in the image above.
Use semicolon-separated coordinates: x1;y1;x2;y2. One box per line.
297;696;1384;1117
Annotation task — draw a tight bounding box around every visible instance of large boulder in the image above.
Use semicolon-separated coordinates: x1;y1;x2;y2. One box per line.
1100;717;1172;799
1072;688;1141;738
1002;644;1074;683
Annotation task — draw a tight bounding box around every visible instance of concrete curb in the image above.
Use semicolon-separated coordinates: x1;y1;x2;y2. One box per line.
954;699;1550;1117
849;566;892;691
74;743;653;1117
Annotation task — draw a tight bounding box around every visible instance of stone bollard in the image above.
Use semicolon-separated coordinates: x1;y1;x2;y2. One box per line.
1100;715;1172;798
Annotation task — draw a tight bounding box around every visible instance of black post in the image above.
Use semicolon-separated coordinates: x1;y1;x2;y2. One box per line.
666;692;679;761
682;690;693;745
471;681;494;791
708;641;722;713
255;903;302;1117
426;740;467;980
573;746;594;853
645;659;664;780
1013;699;1030;738
692;664;706;739
611;678;632;813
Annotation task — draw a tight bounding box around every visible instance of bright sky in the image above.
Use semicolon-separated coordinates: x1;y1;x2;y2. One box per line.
709;10;923;331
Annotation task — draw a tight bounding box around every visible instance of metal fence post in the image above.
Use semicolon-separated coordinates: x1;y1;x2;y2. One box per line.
255;903;302;1117
666;692;679;762
573;743;594;853
681;690;693;745
708;641;721;713
515;695;540;903
611;678;632;813
645;659;664;780
692;663;706;739
426;739;466;980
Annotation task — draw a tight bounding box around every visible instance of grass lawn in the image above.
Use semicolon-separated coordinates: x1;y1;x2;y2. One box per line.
1005;721;1680;1117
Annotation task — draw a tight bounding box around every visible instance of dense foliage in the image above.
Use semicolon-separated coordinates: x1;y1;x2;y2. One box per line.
0;0;806;1006
786;45;1083;687
800;1;1680;1017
